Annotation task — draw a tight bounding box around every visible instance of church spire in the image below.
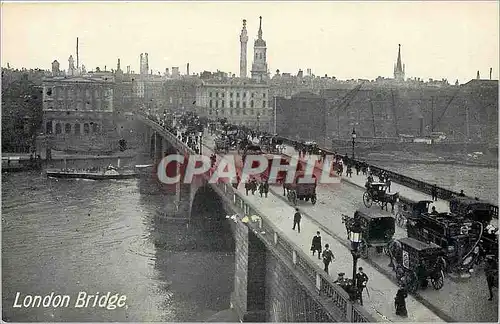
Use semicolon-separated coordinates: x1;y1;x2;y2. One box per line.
394;44;405;81
396;44;403;72
258;16;263;39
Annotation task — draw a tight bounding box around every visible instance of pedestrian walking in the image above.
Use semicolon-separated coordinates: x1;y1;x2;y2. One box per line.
431;184;438;201
485;256;498;300
322;244;334;274
394;288;408;317
385;177;391;192
459;189;465;197
355;267;369;306
310;231;322;259
259;179;269;198
293;208;301;233
355;162;360;176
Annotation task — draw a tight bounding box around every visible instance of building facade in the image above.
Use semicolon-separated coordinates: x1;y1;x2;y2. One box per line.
276;92;327;144
41;74;119;153
195;80;271;130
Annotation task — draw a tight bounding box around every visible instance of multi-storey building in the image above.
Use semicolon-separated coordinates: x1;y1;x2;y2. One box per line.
41;72;119;153
195;79;271;130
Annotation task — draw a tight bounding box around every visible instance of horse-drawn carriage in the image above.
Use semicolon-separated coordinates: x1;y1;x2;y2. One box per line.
282;171;317;205
395;199;433;228
342;208;396;259
406;211;483;274
363;182;399;212
214;136;230;153
387;237;446;293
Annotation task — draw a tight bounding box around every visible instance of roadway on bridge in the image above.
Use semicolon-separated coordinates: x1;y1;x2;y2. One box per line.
202;134;498;322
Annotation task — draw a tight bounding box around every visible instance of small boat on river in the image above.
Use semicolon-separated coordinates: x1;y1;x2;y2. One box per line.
46;165;138;180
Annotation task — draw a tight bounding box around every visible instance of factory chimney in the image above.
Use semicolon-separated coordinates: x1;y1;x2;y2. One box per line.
490;68;492;80
76;37;79;69
187;63;190;76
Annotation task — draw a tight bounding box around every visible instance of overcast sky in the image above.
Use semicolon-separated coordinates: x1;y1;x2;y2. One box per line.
2;1;498;83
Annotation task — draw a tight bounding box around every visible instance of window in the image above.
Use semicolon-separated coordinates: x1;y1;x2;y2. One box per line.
236;102;240;108
74;123;81;134
243;102;246;108
84;123;90;134
263;93;266;98
222;93;225;98
230;101;234;108
236;109;240;115
46;121;52;134
215;100;219;108
236;93;240;98
216;92;219;98
243;92;246;98
243;109;247;115
65;123;72;133
92;123;99;133
250;100;254;108
209;100;213;108
209;110;213;115
263;100;266;108
209;92;212;97
55;123;62;134
221;101;225;108
230;109;234;115
230;92;233;98
251;93;255;98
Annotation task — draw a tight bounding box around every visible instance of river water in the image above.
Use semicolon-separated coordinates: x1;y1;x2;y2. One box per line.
376;161;498;205
2;171;234;322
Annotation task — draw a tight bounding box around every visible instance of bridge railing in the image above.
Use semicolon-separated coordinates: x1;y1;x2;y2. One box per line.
276;135;498;219
213;180;375;322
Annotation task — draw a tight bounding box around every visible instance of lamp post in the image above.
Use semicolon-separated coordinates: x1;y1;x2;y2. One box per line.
349;217;362;300
351;127;357;160
257;112;261;133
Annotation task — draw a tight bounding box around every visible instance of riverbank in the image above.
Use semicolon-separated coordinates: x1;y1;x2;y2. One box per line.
358;151;498;168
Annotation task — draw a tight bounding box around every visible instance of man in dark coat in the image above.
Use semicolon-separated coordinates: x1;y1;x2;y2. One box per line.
485;256;498;300
310;231;322;259
459;190;465;197
394;288;408;317
322;244;334;274
355;267;369;305
293;208;301;233
431;184;438;201
259;179;269;198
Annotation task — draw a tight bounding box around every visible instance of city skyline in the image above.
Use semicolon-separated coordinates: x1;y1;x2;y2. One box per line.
1;1;499;83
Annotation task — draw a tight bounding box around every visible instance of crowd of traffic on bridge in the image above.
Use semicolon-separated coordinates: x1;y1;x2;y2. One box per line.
145;109;499;316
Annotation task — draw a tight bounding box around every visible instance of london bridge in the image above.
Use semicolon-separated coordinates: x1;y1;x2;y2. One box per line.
2;2;499;323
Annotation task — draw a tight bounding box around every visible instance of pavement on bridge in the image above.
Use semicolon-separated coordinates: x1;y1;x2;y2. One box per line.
201;133;498;322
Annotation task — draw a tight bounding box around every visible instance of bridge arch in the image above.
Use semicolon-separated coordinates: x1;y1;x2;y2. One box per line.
190;184;235;252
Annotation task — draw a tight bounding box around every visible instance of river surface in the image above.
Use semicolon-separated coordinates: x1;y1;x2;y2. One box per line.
375;161;498;205
2;171;234;322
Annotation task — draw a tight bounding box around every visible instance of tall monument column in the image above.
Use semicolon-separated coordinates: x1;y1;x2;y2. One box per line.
240;19;248;78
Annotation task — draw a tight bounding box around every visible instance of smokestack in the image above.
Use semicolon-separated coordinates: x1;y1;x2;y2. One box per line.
187;63;190;76
76;37;79;69
490;68;492;80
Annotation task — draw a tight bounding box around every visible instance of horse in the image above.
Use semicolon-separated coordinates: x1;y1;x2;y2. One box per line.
381;192;400;213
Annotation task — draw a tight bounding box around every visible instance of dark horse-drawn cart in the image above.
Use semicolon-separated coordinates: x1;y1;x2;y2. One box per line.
282;171;317;205
342;208;396;259
387;237;446;293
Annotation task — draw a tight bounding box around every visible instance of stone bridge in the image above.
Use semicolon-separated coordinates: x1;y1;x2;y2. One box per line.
135;114;374;322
